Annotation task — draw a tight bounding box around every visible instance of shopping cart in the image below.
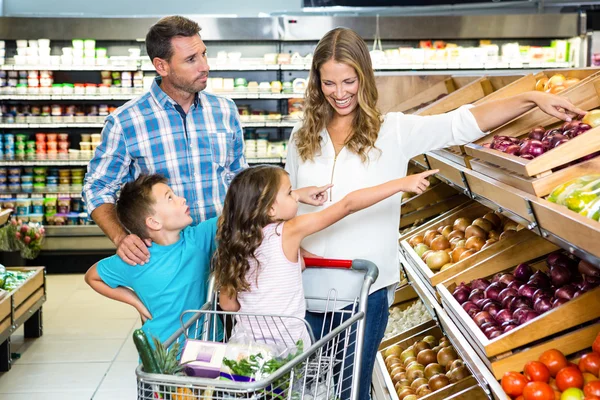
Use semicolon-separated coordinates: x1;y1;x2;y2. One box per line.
135;258;379;400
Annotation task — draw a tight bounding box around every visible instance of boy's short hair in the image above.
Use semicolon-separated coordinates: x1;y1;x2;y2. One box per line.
116;174;168;239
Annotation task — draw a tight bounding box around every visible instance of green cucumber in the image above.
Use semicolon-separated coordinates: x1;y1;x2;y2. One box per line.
132;329;161;374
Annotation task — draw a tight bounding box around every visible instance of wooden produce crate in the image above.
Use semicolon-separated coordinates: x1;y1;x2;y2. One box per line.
419;75;524;168
415;77;495;117
399;201;472;244
400;202;534;299
485;322;600;380
400;183;466;229
465;76;600;183
437;247;600;365
0;267;46;371
530;196;600;260
392;77;460;114
377;324;481;400
379;296;437;350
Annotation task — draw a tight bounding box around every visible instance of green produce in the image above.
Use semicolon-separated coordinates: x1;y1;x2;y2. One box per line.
132;329;161;374
548;174;600;221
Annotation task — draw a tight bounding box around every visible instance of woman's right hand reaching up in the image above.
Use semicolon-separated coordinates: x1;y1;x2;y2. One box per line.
401;169;439;195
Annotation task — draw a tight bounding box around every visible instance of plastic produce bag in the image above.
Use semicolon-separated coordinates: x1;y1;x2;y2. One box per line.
547;174;600;221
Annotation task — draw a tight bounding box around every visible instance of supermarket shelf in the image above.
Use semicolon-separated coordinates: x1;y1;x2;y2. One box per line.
42;225;114;251
0;64;136;71
0;120;299;129
2;59;574;73
0;92;305;101
0;123;104;129
44;225;103;237
401;250;508;400
0;159;90;166
246;157;284;164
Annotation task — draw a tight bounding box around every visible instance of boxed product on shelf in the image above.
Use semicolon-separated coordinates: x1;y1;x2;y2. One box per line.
436;243;600;376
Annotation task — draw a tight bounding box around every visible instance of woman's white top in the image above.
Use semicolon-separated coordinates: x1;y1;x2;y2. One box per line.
285;105;485;311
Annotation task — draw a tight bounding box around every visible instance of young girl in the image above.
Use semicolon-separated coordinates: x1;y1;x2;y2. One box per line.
213;165;437;348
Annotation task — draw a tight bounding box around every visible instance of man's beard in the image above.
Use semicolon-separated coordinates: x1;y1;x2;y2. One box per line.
170;71;207;94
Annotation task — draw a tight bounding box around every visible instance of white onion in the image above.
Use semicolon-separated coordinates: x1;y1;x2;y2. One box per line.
384;301;432;339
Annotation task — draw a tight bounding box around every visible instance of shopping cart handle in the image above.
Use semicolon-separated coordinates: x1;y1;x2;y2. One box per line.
304;258;379;282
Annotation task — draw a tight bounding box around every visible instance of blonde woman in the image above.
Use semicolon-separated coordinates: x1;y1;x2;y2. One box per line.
286;27;584;399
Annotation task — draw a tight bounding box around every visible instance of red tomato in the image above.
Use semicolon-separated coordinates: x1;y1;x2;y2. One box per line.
502;371;529;397
584;381;600;398
540;349;569;377
522;381;555;400
580;353;600;377
525;361;551;383
556;367;585;392
593;332;600;355
584;396;600;400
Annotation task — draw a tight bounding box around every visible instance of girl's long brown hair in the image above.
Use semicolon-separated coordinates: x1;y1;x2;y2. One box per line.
295;27;383;163
213;165;285;297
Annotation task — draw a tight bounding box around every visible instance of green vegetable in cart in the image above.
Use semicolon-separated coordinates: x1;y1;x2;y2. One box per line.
132;329;161;374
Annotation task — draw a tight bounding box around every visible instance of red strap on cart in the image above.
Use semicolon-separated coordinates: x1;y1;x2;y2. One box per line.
304;257;353;269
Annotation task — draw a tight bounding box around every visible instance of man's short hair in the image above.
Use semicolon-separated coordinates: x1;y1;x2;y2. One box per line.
116;174;168;239
146;15;201;62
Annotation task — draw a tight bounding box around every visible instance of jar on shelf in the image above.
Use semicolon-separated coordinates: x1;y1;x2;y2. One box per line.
74;83;85;95
16;84;27;95
57;197;70;214
51;104;62;116
62;83;74;95
85;84;98;95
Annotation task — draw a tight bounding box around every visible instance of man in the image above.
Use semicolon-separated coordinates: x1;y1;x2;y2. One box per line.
83;16;246;266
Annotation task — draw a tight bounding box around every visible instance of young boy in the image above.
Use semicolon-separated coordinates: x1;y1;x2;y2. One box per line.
85;174;217;345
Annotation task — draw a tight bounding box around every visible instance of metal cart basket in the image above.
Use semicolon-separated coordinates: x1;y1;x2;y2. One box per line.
135;258;379;400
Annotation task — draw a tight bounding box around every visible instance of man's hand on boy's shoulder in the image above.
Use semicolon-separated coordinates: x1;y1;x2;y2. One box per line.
116;233;152;266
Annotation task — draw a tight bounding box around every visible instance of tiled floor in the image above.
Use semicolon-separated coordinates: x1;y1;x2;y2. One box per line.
0;274;141;399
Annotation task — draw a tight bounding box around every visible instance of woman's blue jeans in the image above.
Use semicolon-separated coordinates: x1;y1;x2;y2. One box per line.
305;287;389;400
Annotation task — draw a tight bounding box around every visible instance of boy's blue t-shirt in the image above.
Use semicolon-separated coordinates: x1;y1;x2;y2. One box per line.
96;217;217;345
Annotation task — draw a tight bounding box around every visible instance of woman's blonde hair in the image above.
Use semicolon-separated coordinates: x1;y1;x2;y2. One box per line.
295;27;382;163
213;165;285;297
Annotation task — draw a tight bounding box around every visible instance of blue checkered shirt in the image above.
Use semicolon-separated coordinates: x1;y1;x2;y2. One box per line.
83;77;247;225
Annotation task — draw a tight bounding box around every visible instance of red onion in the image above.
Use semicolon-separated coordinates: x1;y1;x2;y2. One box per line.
453;287;471;304
518;284;536;298
528;271;551;289
483;302;502;318
532;288;552;303
549;133;568;148
546;252;561;267
550;264;572;287
520;139;546;158
469;289;485;303
507;280;523;291
529;127;546;140
483;324;500;337
476;298;493;309
488;330;503;339
495;309;513;324
585;275;600;287
563;128;579;139
498;288;518;303
497;274;516;286
493;140;515;153
474;311;494;327
485;282;507;301
548;253;577;272
471;279;491;291
509;296;531;312
457;282;472;292
513;263;533;281
562;120;581;131
578;123;592;132
544;128;562;138
555;284;577;300
521;154;535;160
574;290;584;298
505;144;521;155
578;260;600;277
518;310;540;324
462;301;480;317
482;143;492;148
553;298;569;308
553;138;570;148
502;323;517;333
533;297;553;313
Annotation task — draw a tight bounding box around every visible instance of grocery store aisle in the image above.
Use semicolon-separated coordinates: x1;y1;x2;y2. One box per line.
0;274;140;399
